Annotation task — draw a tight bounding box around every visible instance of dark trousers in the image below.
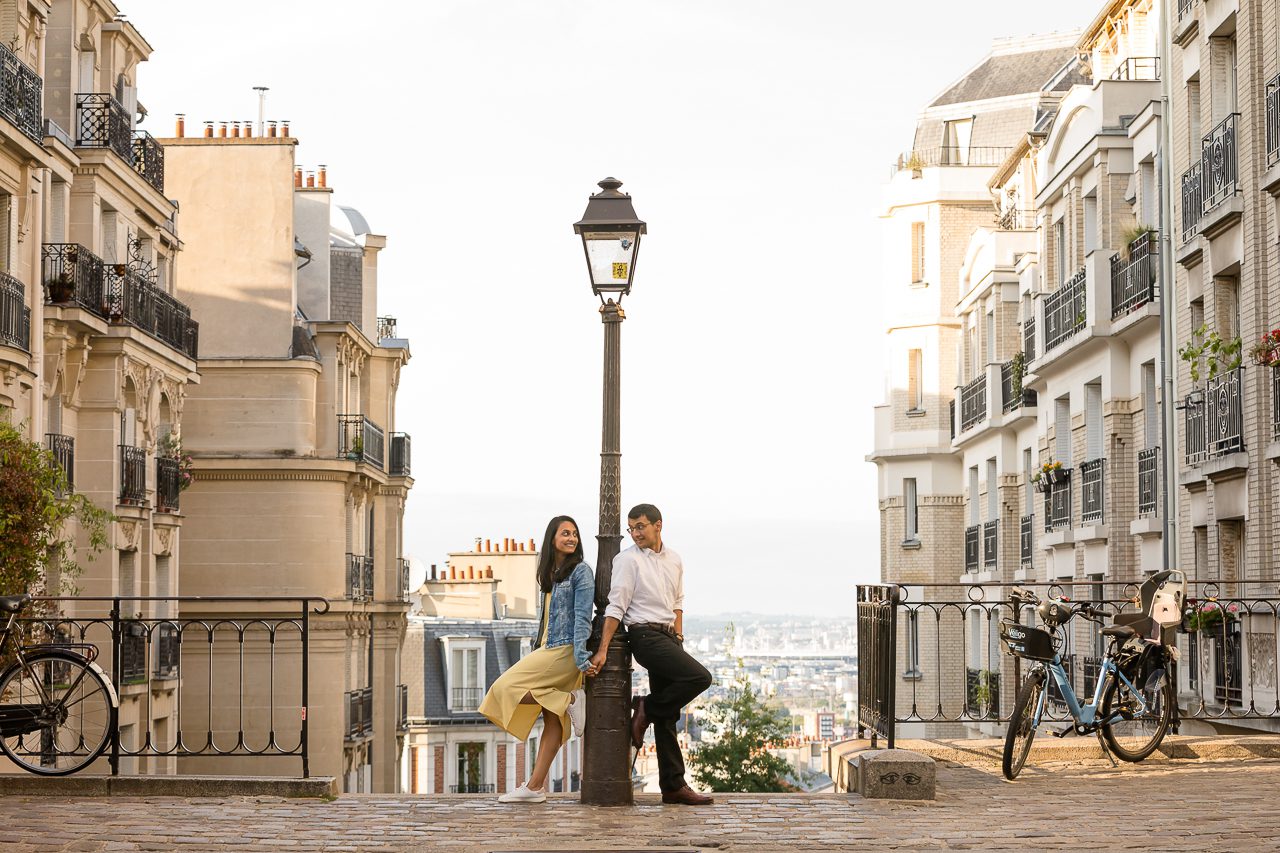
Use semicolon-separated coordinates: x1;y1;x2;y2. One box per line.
628;626;713;793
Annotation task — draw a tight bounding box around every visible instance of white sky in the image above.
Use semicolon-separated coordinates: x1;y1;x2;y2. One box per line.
127;0;1094;616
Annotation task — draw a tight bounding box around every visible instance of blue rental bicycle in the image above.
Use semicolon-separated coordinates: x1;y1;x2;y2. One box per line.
998;570;1186;780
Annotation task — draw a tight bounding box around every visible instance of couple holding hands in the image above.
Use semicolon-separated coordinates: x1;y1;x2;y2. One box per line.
477;504;714;806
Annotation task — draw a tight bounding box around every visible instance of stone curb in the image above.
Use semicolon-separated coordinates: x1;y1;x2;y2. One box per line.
896;735;1280;765
0;774;337;798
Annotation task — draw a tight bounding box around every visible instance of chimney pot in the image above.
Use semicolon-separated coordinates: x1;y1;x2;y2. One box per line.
468;566;475;579
244;120;254;138
268;120;278;138
175;114;185;137
203;121;214;138
318;165;327;188
231;121;241;138
281;120;290;136
294;168;302;188
529;538;536;550
449;566;456;579
485;539;491;552
486;565;493;578
430;563;437;580
305;171;315;188
218;121;227;138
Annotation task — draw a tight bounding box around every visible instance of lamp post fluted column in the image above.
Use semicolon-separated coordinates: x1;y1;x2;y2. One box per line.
582;297;633;806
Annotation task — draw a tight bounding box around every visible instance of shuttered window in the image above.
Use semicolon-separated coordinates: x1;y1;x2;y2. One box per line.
1085;382;1102;460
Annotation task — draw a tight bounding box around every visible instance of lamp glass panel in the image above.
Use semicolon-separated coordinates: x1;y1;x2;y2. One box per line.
583;230;639;291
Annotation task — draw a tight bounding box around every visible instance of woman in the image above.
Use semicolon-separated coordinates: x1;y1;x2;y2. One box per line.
479;515;596;803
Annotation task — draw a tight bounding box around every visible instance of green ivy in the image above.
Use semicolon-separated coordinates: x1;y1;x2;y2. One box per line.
1178;324;1242;383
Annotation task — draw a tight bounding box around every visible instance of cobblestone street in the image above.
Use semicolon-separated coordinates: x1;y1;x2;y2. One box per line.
1;756;1277;852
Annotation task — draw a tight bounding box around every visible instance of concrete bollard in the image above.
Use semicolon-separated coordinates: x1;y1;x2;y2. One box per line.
849;749;935;800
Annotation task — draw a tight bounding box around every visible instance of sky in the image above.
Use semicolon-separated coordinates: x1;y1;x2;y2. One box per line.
127;0;1095;616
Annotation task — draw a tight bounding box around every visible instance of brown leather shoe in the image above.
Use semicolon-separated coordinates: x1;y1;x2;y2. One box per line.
662;786;714;805
630;696;649;749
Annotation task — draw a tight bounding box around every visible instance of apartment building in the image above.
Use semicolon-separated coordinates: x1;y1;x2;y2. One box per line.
163;131;414;790
404;539;584;795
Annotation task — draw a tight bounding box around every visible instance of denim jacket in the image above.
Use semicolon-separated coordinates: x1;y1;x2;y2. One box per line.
534;561;595;671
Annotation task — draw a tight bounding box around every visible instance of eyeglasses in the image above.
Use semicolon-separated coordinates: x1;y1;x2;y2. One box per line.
626;522;652;534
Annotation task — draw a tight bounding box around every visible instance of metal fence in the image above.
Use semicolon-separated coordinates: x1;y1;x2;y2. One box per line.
1019;514;1033;568
1273;367;1280;442
1185;392;1208;465
1079;458;1105;524
1000;359;1035;413
75;93;165;195
389;433;411;477
346;553;373;601
1204;368;1245;458
982;520;997;568
1181;163;1202;242
1201;113;1239;213
1110;231;1158;319
1043;474;1072;531
46;433;74;492
1138;447;1160;517
0;41;43;142
1268;72;1280;167
1023;317;1036;362
338;414;386;469
23;596;324;776
855;585;898;748
891;146;1013;176
1110;56;1159;81
0;270;29;351
1043;267;1087;353
156;455;180;513
119;444;147;505
958;374;987;434
964;525;980;573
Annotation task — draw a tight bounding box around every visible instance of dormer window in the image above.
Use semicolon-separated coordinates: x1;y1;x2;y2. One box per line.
442;637;485;711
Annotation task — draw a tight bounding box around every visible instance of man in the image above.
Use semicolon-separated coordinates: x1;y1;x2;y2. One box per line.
588;503;714;805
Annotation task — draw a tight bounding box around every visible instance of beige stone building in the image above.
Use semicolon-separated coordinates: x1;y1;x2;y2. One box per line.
163;130;414;790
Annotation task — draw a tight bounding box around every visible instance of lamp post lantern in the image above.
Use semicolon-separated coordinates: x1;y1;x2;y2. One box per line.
574;177;646;806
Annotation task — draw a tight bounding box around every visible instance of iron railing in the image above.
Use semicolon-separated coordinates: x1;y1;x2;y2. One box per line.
389;432;411;476
338;414;386;469
450;783;495;794
345;686;373;739
1204;368;1245;458
452;687;483;712
1178;0;1194;18
104;265;199;359
857;581;1280;739
949;399;956;440
45;433;74;492
156;455;180;513
376;316;397;341
855;585;898;749
132;131;164;194
1000;359;1035;412
42;243;107;317
75;94;165;194
1019;514;1033;567
964;524;980;573
996;208;1035;230
1201;114;1239;213
1110;231;1158;319
891;146;1013;175
1023;317;1036;361
1181;162;1202;242
346;553;372;601
397;558;411;603
1110;57;1160;81
1268;73;1280;167
398;683;409;730
1185;392;1208;465
1138;447;1160;517
1079;458;1105;524
958;374;987;433
0;270;29;351
1043;267;1087;353
1044;473;1072;532
982;520;998;568
0;42;42;142
119;444;146;505
22;595;325;776
1273;367;1280;442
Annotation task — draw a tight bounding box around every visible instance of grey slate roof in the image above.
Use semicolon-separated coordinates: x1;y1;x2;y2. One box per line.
406;617;540;724
929;46;1082;108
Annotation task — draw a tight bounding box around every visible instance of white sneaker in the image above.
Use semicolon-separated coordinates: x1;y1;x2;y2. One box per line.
567;688;586;738
498;784;546;803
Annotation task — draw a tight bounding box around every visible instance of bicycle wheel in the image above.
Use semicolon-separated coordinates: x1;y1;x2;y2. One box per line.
1002;670;1044;781
0;652;116;775
1100;664;1174;762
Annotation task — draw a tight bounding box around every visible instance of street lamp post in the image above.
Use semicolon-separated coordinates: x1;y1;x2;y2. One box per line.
573;177;646;806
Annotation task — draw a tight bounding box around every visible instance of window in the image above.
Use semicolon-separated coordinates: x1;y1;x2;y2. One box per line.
1053;219;1066;289
903;478;918;542
1055;396;1072;465
967;317;978;379
1193;526;1209;578
456;743;485;793
1023;448;1034;510
986;458;997;521
0;192;11;271
119;550;135;599
1085;382;1102;460
942;118;973;165
1084;195;1097;253
1142;362;1158;448
904;610;921;678
102;210;119;263
1187;78;1201;154
444;638;485;711
50;180;67;244
907;349;923;412
968;466;979;525
911;222;926;283
1213;276;1239;341
984;311;995;365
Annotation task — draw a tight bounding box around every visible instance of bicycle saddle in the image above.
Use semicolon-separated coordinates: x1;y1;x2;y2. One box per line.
0;594;31;612
1100;624;1137;640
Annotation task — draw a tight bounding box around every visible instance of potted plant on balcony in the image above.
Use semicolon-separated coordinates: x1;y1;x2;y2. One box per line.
159;431;194;492
1247;328;1280;368
1033;460;1067;492
1119;223;1156;262
347;434;364;460
1183;600;1240;633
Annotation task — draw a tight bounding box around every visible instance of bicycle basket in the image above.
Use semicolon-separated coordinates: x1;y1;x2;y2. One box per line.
999;620;1056;661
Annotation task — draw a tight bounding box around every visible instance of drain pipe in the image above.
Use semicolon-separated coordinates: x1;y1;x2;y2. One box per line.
1157;0;1178;571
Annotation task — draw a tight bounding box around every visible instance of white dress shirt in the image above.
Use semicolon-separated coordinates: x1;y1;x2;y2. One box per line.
604;543;684;627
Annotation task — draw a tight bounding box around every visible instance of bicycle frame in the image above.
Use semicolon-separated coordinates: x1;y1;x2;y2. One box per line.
1031;651;1149;731
0;608;116;714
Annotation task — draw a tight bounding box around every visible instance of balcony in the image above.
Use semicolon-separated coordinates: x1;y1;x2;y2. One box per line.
156;455;180;513
338;414;385;469
1204;368;1245;458
1019;514;1033;568
377;316;397;341
1001;359;1036;413
982;520;997;568
1181;163;1202;243
46;433;74;492
1273;368;1280;442
0;271;29;351
104;265;200;359
1022;317;1036;362
450;784;495;794
154;622;180;679
1043;267;1087;353
397;683;409;730
1200;114;1239;214
1268;73;1280;167
1043;473;1072;532
119;444;146;505
397;557;411;603
120;621;147;684
389;432;411;476
345;687;373;739
964;524;979;573
891;146;1013;176
452;687;483;712
995;208;1035;230
1138;447;1160;517
1110;232;1157;320
1079;458;1105;525
43;243;107;318
1178;0;1194;18
346;553;372;601
75;94;165;194
1184;393;1207;465
958;374;987;434
1109;57;1159;81
0;42;42;142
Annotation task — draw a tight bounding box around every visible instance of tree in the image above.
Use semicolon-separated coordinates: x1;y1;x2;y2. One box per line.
0;421;110;599
691;660;795;793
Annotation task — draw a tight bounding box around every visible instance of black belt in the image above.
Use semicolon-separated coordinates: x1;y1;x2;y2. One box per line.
630;622;676;636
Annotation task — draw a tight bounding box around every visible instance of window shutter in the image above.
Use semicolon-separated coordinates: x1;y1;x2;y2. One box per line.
1085;383;1102;461
1143;363;1158;448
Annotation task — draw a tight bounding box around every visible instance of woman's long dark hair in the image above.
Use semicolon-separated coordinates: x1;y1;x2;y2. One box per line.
537;515;583;593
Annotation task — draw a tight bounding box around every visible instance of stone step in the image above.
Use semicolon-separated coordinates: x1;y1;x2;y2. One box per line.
0;773;337;798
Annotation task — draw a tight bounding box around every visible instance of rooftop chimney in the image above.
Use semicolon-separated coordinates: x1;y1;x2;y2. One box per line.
268;120;277;138
305;171;315;188
281;120;290;136
294;167;302;188
203;121;214;138
318;165;327;188
175;114;185;137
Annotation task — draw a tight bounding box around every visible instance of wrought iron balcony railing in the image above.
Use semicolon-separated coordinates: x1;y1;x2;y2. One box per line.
42;243;107;317
1273;367;1280;443
376;315;397;341
46;433;74;492
346;553;372;601
397;557;411;603
1019;513;1033;567
1137;447;1159;517
949;399;956;440
964;524;980;573
156;455;180;513
1110;231;1158;319
1178;0;1194;19
1109;57;1159;81
345;687;373;739
958;374;987;434
1079;458;1105;524
0;270;29;351
891;146;1013;175
1181;162;1202;242
104;265;200;359
119;444;147;505
1023;317;1036;362
1000;359;1035;413
1204;367;1244;458
982;520;997;568
996;208;1035;230
338;414;385;468
1201;113;1239;213
1043;267;1087;353
452;687;483;712
0;42;42;142
1184;393;1207;465
75;94;166;194
397;683;409;730
154;622;180;679
389;432;411;476
1044;473;1072;532
1268;73;1280;167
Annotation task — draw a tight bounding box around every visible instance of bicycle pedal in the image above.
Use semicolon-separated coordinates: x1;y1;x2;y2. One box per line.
1053;724;1074;738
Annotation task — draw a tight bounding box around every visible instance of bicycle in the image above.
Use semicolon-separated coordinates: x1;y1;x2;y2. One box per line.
0;594;119;775
998;570;1186;781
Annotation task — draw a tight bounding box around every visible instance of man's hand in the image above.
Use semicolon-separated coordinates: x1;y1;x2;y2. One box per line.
586;616;622;677
586;650;607;676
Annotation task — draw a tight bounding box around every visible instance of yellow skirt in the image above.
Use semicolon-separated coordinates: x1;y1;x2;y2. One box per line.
478;644;583;745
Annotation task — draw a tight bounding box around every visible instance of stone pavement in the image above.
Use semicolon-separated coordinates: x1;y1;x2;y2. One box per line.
2;756;1278;852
